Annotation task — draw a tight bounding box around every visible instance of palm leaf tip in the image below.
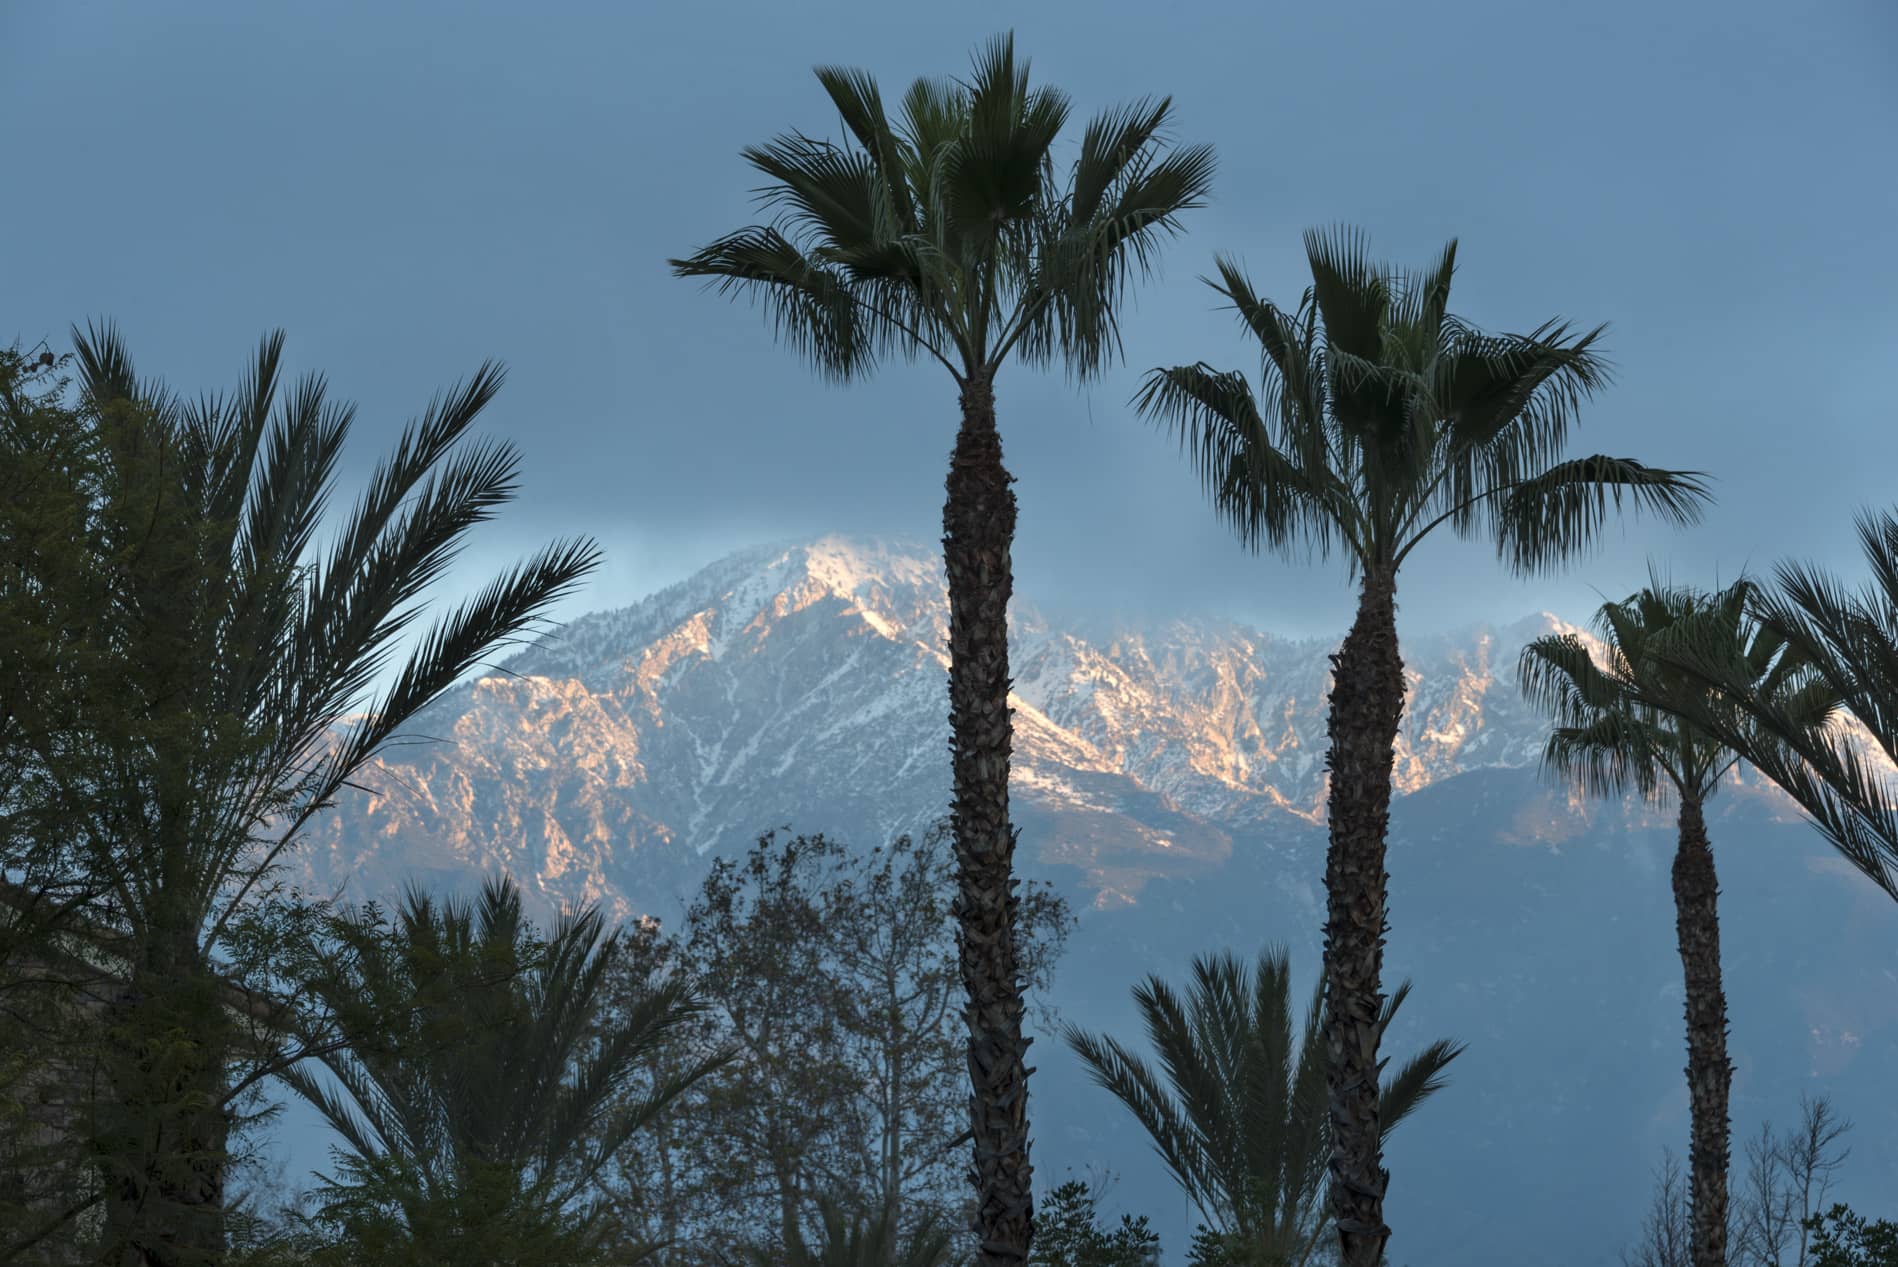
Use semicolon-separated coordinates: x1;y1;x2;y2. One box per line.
1377;1037;1465;1139
1497;456;1712;575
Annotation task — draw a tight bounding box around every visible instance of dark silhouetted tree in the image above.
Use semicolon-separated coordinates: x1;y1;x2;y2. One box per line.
672;39;1211;1261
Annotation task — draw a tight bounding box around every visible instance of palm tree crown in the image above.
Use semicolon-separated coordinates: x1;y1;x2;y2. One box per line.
670;33;1215;386
1063;949;1461;1267
1650;511;1898;899
287;876;724;1260
1135;231;1709;575
1518;577;1836;806
37;325;602;952
0;324;600;1260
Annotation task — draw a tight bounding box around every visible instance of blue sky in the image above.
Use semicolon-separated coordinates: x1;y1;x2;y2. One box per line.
5;0;1895;638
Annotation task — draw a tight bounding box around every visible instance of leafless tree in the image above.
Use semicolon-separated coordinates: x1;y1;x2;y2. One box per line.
1624;1151;1694;1267
1630;1096;1851;1267
1732;1096;1852;1267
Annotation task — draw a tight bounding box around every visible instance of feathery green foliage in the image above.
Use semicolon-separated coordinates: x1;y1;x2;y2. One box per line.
284;876;723;1265
1063;949;1461;1267
0;325;599;1263
1806;1205;1898;1267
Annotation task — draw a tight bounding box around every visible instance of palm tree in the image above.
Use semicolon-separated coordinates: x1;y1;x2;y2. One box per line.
1135;232;1710;1264
670;36;1214;1262
286;876;725;1265
1064;948;1459;1267
0;325;599;1264
1645;509;1898;902
1519;579;1836;1267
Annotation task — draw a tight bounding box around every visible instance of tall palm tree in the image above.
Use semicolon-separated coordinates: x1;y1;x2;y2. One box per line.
670;36;1214;1262
0;324;600;1264
1135;232;1710;1265
1063;948;1460;1267
1519;579;1836;1267
286;876;725;1265
1646;509;1898;902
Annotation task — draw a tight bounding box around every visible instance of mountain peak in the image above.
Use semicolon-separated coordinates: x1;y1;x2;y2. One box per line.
503;534;946;684
795;533;939;591
1505;609;1594;641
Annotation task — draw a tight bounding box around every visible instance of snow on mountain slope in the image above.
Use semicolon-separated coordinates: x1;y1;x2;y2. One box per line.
294;536;1635;917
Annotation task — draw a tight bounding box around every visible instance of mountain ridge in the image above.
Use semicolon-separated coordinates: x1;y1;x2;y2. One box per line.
297;534;1679;918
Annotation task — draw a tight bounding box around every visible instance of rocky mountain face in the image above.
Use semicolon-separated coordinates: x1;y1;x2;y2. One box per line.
290;535;1898;1266
298;535;1608;916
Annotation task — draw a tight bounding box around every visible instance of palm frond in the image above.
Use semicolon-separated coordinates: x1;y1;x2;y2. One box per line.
1159;232;1709;606
670;227;897;379
1641;548;1898;896
1063;1024;1220;1219
1300;226;1386;365
745;134;887;257
1494;455;1710;576
71;319;163;413
1020;130;1215;377
813;63;919;234
1068;97;1172;226
1376;1039;1465;1140
1437;322;1610;467
948;33;1070;237
680;35;1207;389
1133;363;1337;556
1067;949;1456;1256
291;875;721;1242
1518;632;1625;723
1527;577;1841;814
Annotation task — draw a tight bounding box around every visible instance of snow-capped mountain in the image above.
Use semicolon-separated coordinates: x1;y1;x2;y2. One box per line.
298;535;1605;915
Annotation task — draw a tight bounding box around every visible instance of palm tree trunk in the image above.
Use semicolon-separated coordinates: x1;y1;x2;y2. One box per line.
941;369;1033;1265
1673;794;1732;1267
1322;564;1404;1267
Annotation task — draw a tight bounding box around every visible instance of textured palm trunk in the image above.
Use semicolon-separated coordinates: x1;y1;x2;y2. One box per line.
941;369;1033;1265
1322;565;1404;1267
1673;794;1732;1267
